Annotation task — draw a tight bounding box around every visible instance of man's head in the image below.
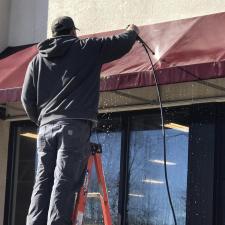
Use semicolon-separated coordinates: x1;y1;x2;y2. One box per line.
51;16;79;37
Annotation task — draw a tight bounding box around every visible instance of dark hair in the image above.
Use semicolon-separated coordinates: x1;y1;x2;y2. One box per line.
52;28;73;37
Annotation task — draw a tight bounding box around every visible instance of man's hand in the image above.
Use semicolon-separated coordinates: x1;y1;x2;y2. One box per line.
126;24;140;35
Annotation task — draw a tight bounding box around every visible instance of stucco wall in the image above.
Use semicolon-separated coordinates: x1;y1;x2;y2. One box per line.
0;0;10;52
48;0;225;36
8;0;49;46
0;121;10;225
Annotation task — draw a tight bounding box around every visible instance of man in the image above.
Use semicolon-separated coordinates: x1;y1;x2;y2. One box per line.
21;16;139;225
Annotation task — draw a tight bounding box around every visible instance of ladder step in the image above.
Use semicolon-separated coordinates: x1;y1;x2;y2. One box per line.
87;192;100;198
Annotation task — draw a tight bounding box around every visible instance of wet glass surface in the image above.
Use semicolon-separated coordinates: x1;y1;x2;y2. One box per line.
83;131;121;225
127;111;189;225
9;108;190;225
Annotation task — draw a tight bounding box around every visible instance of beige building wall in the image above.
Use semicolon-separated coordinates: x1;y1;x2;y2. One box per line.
8;0;49;46
0;0;10;52
48;0;225;36
0;120;10;225
0;1;11;225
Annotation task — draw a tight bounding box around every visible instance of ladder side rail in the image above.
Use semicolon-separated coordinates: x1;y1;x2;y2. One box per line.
71;155;94;225
94;153;113;225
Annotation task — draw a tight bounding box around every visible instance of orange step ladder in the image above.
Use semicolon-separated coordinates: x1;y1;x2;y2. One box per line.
71;143;113;225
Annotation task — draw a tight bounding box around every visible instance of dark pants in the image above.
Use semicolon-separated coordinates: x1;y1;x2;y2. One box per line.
26;120;92;225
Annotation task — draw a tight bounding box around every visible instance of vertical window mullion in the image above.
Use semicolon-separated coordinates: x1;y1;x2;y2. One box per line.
118;112;131;225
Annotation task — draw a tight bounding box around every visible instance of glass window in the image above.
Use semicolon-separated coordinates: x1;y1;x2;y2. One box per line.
127;109;189;225
7;108;189;225
11;123;37;225
9;117;122;225
83;115;122;225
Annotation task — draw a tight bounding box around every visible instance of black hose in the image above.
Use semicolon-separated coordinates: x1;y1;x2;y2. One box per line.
137;36;178;225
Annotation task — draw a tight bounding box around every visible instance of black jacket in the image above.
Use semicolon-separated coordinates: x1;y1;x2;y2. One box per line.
21;30;137;126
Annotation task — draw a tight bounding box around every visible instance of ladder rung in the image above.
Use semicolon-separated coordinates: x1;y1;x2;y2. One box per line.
87;192;101;198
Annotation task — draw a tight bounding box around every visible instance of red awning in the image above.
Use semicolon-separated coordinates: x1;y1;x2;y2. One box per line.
1;12;225;103
0;45;37;103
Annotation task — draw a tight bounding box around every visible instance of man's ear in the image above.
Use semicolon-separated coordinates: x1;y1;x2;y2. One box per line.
70;29;77;37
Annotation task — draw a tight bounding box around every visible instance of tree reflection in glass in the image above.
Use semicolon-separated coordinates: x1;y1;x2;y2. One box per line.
128;121;188;225
83;131;121;225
